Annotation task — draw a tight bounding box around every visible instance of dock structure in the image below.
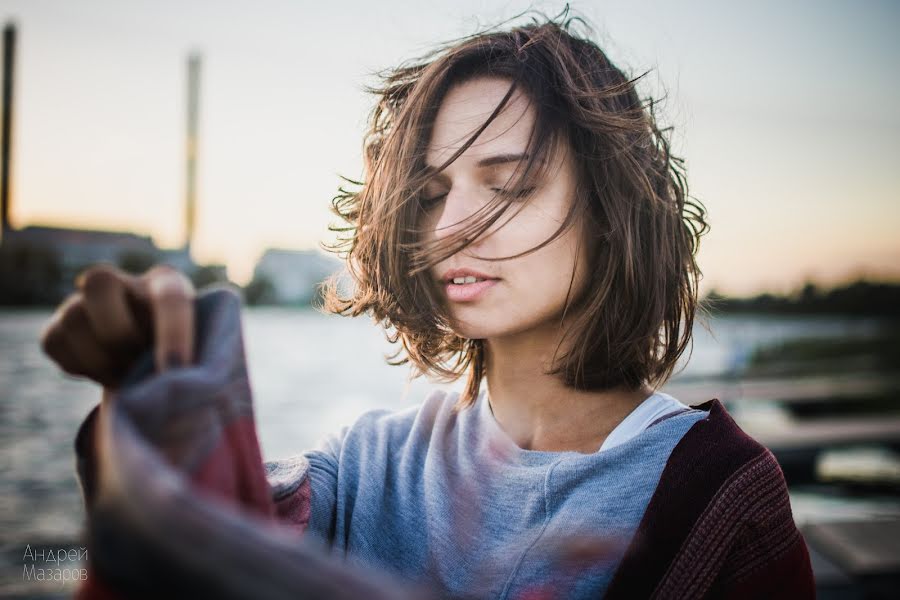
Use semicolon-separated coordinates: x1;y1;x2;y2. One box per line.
803;518;900;596
756;415;900;485
666;373;900;483
668;374;900;591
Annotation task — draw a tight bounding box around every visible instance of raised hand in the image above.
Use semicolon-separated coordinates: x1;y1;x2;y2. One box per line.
39;263;197;393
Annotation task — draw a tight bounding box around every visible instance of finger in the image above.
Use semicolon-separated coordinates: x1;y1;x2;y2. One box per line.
40;293;120;384
76;264;149;351
67;333;134;389
48;332;96;381
141;266;196;373
40;294;89;376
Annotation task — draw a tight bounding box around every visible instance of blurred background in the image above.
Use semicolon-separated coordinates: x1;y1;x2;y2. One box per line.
1;0;898;597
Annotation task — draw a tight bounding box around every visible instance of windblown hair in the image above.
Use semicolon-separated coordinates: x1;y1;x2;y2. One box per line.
319;7;710;411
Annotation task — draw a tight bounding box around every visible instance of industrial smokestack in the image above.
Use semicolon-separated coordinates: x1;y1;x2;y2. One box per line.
184;52;201;257
1;22;16;238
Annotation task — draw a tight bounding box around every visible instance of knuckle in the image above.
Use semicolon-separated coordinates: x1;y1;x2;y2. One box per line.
151;285;191;310
59;297;88;330
39;331;80;378
45;292;83;331
146;267;195;302
80;265;125;297
144;262;174;276
145;263;181;281
76;262;116;285
39;326;64;358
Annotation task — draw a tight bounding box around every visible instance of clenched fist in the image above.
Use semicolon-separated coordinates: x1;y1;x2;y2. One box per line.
39;263;197;393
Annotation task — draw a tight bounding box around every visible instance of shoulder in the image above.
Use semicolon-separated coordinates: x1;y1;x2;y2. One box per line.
341;387;458;445
677;399;803;560
665;398;776;474
605;399;808;597
307;387;462;462
660;400;813;595
670;401;798;545
661;398;794;520
265;388;459;495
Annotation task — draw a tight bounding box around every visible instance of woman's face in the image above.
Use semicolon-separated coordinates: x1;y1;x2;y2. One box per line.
421;76;589;340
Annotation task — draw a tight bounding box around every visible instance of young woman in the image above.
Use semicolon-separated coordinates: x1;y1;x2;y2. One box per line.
41;11;815;599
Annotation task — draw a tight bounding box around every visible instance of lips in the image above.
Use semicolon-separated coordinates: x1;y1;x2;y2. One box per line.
437;268;500;302
443;278;499;302
439;268;498;283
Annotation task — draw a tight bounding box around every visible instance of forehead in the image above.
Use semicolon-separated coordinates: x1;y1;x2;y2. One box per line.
425;76;535;168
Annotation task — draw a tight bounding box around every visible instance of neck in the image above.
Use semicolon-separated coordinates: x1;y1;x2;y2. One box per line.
483;322;654;453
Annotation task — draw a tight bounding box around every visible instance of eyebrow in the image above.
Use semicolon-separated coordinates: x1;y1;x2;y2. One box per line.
423;152;532;174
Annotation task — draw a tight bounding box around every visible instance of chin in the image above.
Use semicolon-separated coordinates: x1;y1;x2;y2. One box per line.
446;313;497;340
448;310;534;341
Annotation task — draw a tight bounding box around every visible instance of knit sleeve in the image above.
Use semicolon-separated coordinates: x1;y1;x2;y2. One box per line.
715;519;815;599
296;424;354;546
645;448;816;599
264;454;313;535
710;451;816;599
260;421;352;546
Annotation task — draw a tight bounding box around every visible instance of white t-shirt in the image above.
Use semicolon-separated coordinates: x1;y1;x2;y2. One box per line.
598;391;693;452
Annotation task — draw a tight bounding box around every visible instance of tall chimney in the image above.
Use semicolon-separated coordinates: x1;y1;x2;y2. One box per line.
184;52;201;257
1;22;16;238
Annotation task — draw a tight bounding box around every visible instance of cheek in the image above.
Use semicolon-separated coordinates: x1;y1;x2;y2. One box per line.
492;202;582;288
417;211;438;243
506;236;583;307
493;205;560;257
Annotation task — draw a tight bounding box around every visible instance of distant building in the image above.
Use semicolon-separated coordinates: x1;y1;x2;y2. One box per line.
0;28;221;305
3;226;158;264
251;248;343;305
0;225;203;299
4;225;193;269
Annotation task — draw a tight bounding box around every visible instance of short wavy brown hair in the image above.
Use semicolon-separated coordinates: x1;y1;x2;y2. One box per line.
319;8;710;411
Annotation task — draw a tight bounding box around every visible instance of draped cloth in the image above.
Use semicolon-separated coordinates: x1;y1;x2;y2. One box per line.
71;286;815;599
73;286;431;600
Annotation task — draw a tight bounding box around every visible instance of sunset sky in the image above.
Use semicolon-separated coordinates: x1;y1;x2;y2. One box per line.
1;0;898;296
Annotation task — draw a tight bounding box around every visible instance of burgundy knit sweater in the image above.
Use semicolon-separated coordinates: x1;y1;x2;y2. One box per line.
70;288;816;599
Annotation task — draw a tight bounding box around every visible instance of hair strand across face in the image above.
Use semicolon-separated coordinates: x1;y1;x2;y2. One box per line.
318;7;710;411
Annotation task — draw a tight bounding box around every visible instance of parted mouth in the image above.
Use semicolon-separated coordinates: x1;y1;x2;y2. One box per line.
439;269;500;284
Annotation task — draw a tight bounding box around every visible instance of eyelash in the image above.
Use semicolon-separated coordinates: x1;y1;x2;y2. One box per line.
493;186;536;199
421;187;535;206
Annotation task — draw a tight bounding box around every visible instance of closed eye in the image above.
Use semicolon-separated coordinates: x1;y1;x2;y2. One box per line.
419;193;447;208
420;186;535;208
492;186;535;199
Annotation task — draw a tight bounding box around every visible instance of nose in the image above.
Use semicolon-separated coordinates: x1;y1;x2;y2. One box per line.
432;185;480;244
